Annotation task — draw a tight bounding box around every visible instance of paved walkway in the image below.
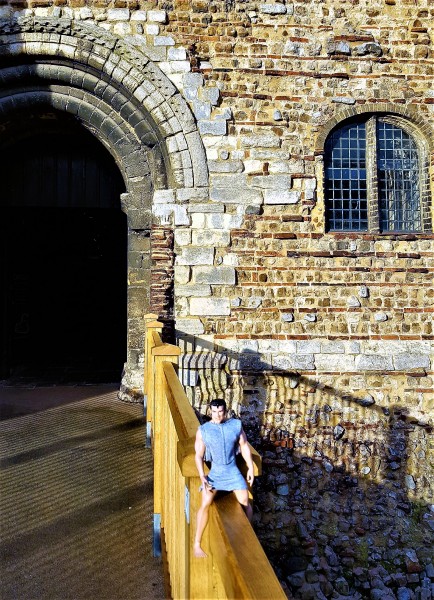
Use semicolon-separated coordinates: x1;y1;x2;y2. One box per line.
0;383;166;600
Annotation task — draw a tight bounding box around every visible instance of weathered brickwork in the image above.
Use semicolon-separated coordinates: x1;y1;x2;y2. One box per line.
1;0;433;596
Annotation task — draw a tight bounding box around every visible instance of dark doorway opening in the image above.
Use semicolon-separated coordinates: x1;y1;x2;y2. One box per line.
0;109;127;383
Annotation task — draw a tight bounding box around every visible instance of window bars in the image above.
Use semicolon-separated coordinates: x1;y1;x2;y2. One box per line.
325;117;422;233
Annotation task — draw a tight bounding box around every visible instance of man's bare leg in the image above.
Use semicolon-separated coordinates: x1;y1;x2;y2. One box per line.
233;489;252;521
194;488;216;558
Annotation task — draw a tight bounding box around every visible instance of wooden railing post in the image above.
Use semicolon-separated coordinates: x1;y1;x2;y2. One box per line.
144;317;162;447
152;344;181;557
143;323;287;599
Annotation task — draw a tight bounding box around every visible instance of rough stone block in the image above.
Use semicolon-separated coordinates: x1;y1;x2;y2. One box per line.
321;341;345;354
297;340;321;354
174;266;190;284
176;247;214;265
240;134;281;148
208;160;244;173
251;174;293;189
147;9;167;22
257;340;281;352
192;230;230;246
168;47;187;60
207;214;244;229
236;352;270;371
200;86;220;105
198;120;227;136
355;42;382;56
273;354;315;370
327;40;351;55
332;97;356;105
393;354;430;371
131;10;147;20
153;189;176;204
223;254;239;266
177;284;212;297
314;354;356;371
145;24;159;35
210;187;263;204
107;9;130;20
243;159;263;174
264;189;300;204
183;72;204;89
355;355;394;371
190;297;231;316
192;99;211;120
175;318;205;335
260;3;287;14
177;188;209;202
173;205;190;226
193;266;236;284
174;229;192;246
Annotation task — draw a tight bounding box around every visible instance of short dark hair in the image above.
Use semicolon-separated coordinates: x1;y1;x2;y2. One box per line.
210;399;227;412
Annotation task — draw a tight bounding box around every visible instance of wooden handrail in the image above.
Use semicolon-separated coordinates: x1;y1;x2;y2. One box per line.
145;319;287;599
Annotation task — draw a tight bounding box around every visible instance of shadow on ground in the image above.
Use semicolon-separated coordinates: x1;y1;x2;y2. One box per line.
0;384;165;600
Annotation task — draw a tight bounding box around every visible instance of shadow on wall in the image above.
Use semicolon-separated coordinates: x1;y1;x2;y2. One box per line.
177;332;434;599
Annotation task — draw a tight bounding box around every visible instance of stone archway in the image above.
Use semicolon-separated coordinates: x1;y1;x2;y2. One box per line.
0;16;209;399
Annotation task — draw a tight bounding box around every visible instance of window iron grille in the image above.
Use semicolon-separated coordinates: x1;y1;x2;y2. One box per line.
325;122;368;231
377;121;421;232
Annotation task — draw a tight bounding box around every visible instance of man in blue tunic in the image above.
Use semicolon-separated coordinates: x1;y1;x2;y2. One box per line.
194;399;254;558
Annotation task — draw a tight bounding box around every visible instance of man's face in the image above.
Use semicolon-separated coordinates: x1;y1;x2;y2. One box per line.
211;405;226;423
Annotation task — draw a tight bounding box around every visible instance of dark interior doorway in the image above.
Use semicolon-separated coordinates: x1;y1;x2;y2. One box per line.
0;109;127;383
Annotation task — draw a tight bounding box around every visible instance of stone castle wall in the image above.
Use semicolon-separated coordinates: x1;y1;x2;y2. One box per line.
1;1;433;597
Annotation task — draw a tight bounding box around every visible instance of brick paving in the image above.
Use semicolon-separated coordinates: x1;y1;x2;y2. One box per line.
0;384;165;600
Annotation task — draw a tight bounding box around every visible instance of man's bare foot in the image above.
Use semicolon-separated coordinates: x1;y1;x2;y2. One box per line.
193;542;207;558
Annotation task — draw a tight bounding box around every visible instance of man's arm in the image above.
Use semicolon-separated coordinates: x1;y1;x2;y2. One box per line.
239;429;254;486
195;428;211;489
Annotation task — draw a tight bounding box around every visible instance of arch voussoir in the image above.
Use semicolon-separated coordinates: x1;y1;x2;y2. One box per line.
0;16;209;190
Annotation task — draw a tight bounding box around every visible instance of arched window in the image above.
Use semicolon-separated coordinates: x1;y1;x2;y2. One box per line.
324;116;424;233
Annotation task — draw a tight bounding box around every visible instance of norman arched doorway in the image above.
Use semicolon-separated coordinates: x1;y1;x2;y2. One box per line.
0;16;208;398
0;109;127;382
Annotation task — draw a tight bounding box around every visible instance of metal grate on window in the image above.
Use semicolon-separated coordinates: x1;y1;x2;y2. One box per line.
377;121;421;232
325;122;368;231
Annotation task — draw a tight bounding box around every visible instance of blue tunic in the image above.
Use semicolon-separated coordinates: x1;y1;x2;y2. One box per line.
200;418;247;491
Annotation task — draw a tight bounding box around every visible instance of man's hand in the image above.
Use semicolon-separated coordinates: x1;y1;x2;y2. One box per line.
200;475;213;490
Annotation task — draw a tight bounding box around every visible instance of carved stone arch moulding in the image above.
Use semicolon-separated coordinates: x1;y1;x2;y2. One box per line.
0;16;209;197
314;103;433;154
0;16;209;399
